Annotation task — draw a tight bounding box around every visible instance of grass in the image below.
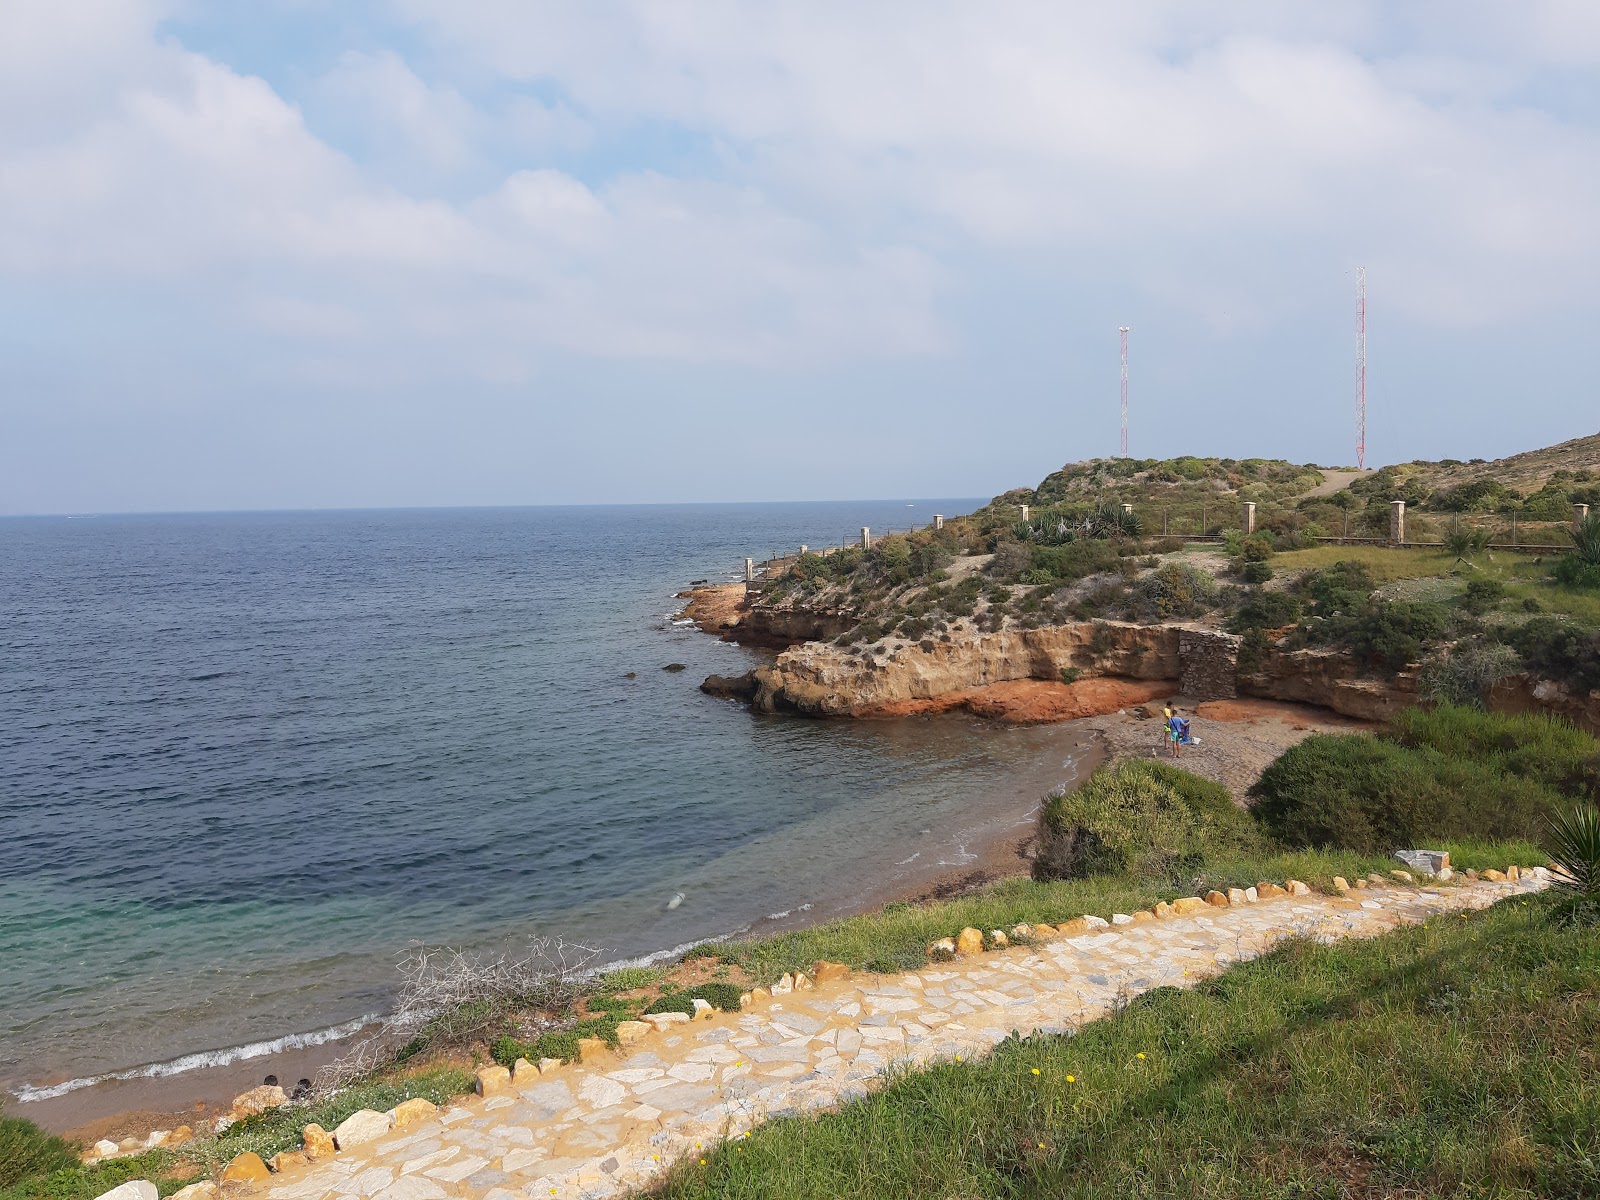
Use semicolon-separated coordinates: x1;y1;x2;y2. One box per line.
689;842;1543;986
194;1067;475;1171
650;890;1600;1200
0;1114;79;1191
1273;546;1465;584
0;837;1550;1200
1271;544;1600;625
0;1068;476;1200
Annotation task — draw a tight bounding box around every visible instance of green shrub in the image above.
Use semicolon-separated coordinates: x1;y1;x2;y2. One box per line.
1239;534;1275;563
1228;589;1300;632
0;1111;79;1191
1503;617;1600;693
1459;577;1506;613
1249;708;1592;853
1572;512;1600;565
643;982;743;1016
1389;704;1600;797
1239;560;1273;585
1237;626;1270;673
1136;562;1219;619
642;994;695;1017
1553;555;1600;589
1035;761;1266;884
1316;600;1454;673
1547;804;1600;905
1299;560;1375;617
1445;527;1493;556
1418;641;1520;708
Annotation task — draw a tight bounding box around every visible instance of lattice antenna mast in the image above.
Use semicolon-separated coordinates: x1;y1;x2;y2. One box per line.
1119;326;1130;457
1355;267;1366;470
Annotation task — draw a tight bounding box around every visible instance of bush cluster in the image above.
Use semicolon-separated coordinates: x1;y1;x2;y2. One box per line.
1502;618;1600;693
0;1112;79;1191
1135;562;1219;620
1249;706;1599;853
642;982;743;1016
1034;760;1266;884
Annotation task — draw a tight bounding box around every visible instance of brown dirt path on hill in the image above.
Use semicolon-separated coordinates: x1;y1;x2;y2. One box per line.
1303;468;1370;498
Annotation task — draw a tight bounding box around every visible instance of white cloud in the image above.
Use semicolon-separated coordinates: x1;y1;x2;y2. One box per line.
393;0;1600;329
0;6;942;374
3;0;1600;403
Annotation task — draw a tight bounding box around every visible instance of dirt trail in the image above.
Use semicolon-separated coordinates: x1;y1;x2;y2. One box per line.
1302;469;1370;498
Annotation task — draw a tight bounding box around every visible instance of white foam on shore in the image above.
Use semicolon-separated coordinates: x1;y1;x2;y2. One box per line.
12;1015;379;1104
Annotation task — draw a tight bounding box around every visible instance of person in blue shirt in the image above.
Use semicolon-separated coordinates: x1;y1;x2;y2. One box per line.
1166;707;1188;758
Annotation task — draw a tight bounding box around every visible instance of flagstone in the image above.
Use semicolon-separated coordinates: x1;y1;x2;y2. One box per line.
262;875;1542;1200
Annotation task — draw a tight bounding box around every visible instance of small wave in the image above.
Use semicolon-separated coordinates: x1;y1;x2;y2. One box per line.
597;933;735;973
12;1015;378;1104
187;671;234;682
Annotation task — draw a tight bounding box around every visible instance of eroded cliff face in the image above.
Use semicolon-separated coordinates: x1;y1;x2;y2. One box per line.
738;604;855;649
1239;648;1421;723
721;602;1591;731
1488;674;1600;737
676;584;853;650
750;621;1180;716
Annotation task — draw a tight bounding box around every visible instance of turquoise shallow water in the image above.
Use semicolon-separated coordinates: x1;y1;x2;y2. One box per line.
0;502;1089;1104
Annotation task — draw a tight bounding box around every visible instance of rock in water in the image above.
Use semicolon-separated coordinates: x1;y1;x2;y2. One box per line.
700;671;758;700
662;663;687;672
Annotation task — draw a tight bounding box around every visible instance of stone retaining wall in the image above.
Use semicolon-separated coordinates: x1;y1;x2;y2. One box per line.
1178;629;1241;700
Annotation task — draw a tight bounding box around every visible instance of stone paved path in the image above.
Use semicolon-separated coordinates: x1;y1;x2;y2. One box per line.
263;874;1546;1200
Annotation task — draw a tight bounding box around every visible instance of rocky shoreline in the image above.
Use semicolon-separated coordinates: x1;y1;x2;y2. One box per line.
682;582;1600;735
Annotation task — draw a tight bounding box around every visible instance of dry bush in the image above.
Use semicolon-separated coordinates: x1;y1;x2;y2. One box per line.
315;937;599;1094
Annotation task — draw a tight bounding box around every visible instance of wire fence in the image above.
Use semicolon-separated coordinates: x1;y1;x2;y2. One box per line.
734;503;1583;583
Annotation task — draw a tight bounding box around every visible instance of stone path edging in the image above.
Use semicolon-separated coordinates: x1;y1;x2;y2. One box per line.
246;872;1549;1200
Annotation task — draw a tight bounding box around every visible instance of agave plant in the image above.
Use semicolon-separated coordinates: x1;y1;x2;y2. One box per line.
1545;802;1600;898
1572;513;1600;567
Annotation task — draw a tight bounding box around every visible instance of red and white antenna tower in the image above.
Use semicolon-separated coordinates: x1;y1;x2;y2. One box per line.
1355;267;1366;469
1119;326;1130;457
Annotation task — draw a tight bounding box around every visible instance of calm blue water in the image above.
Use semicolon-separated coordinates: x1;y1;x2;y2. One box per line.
0;502;1091;1103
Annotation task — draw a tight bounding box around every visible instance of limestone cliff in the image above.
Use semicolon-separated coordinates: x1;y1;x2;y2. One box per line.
1488;673;1600;737
1238;647;1421;723
750;621;1180;717
677;583;853;650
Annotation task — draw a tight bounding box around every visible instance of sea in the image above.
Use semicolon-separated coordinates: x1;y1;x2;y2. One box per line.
0;502;1094;1121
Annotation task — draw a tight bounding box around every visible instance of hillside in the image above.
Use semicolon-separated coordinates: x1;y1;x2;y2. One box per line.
710;433;1600;734
1347;431;1600;517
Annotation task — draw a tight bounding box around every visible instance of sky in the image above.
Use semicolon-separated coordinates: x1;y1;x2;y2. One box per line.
4;2;1600;515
